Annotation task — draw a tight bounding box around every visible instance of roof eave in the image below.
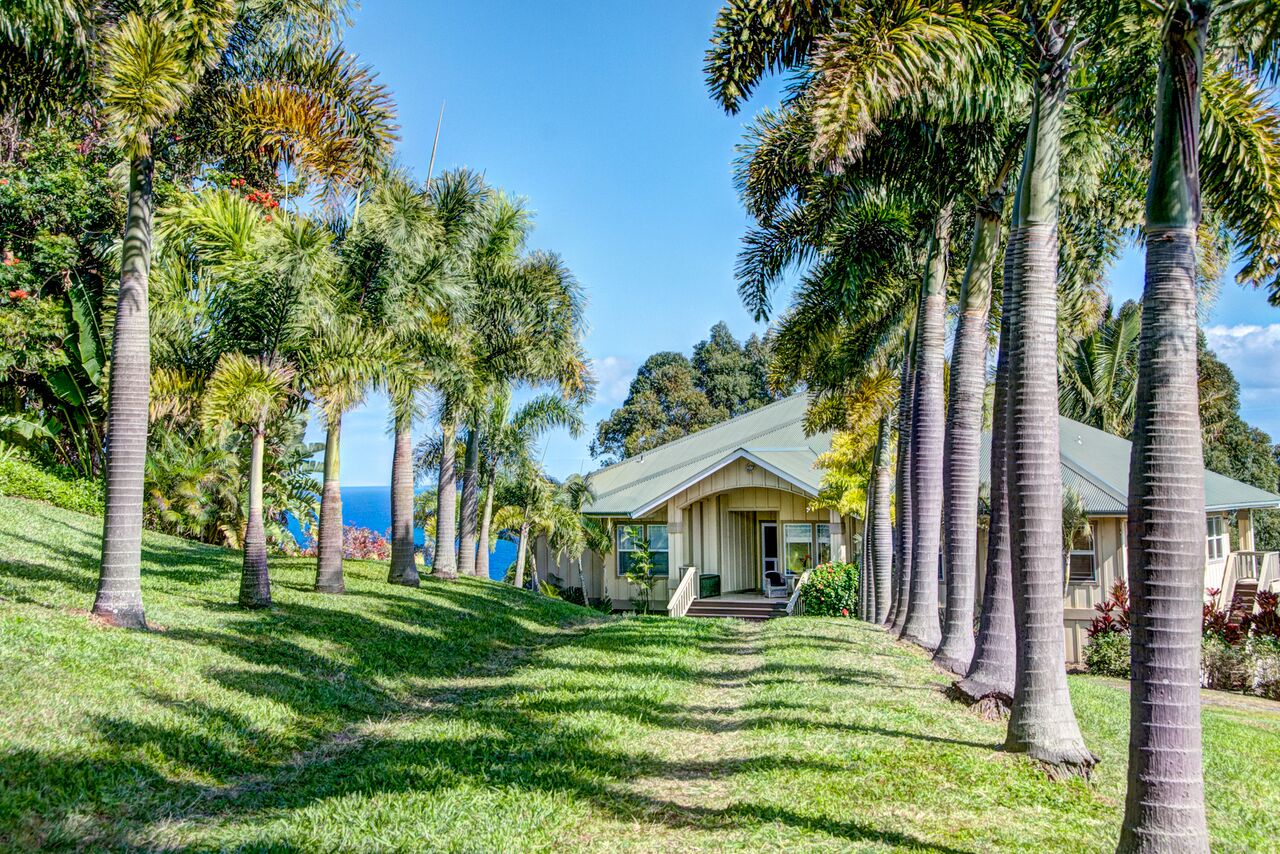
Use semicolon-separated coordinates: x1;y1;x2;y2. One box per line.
628;448;820;519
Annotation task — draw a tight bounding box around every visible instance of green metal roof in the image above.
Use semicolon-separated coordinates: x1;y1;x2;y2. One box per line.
584;393;1280;518
582;395;831;516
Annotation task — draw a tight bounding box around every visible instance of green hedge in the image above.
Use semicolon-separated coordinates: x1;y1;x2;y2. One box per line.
0;456;103;515
798;561;859;617
1083;630;1130;678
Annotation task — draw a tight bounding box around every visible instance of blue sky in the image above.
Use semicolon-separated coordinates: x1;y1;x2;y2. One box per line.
321;0;1280;486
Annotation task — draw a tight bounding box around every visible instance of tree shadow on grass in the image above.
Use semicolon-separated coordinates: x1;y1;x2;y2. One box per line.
1;541;985;853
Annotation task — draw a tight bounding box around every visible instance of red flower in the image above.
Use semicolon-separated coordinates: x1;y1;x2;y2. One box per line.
8;289;29;300
841;608;849;617
263;214;273;222
0;178;8;185
2;251;19;267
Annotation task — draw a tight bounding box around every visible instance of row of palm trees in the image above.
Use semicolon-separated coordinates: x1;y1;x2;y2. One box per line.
708;1;1279;850
3;3;593;618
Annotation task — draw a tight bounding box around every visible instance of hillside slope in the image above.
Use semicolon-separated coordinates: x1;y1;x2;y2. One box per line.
2;497;1278;851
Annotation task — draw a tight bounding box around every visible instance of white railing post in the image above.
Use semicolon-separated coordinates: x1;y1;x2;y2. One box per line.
785;569;811;616
667;565;699;618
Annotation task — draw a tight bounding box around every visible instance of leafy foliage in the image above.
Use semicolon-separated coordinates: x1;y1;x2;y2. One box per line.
591;323;784;462
1084;631;1131;679
798;561;859;617
0;452;102;514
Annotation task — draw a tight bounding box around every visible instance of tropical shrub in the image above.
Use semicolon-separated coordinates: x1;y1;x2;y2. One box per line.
1087;580;1131;636
305;525;389;560
1252;637;1280;701
799;561;858;617
1084;630;1131;678
0;454;103;514
1202;636;1254;692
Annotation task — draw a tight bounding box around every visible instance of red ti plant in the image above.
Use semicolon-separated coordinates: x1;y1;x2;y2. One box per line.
1087;580;1131;637
1203;588;1245;646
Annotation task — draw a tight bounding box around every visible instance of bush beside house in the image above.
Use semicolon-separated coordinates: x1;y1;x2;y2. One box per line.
799;561;859;617
1085;581;1280;698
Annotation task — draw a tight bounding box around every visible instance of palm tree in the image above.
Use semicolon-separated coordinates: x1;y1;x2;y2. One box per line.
1116;4;1280;847
870;415;894;622
304;319;387;594
899;203;952;651
1059;301;1141;436
955;232;1020;705
202;354;295;608
934;173;1012;673
91;7;232;627
65;0;396;627
475;390;584;580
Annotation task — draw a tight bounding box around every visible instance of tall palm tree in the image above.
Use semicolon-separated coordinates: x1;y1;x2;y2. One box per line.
12;0;396;627
899;203;952;651
202;353;294;608
870;415;893;621
955;224;1020;705
934;172;1011;673
92;7;233;628
1116;3;1280;847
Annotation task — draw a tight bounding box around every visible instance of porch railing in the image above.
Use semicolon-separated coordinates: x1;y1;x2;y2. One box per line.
667;565;699;618
786;569;812;616
1218;551;1280;608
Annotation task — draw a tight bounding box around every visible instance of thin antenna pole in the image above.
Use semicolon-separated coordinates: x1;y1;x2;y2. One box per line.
426;101;445;180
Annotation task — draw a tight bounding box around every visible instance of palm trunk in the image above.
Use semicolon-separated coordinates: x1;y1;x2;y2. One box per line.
93;153;153;629
860;489;873;620
240;426;271;608
314;413;345;594
956;221;1020;705
457;425;480;577
513;518;531;588
476;465;495;581
432;414;459;579
577;556;588;605
388;421;419;587
1003;30;1094;774
935;198;1002;673
890;335;916;633
901;203;952;651
1118;8;1210;849
872;415;893;623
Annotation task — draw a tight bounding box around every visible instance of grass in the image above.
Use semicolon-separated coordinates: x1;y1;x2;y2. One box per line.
2;495;1278;851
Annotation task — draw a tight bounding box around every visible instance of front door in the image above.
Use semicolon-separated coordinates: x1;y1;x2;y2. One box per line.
761;522;778;588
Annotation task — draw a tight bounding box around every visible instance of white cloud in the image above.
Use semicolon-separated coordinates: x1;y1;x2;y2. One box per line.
1203;324;1280;440
594;355;635;405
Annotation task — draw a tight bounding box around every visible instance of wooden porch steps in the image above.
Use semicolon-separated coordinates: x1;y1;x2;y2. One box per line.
685;598;788;621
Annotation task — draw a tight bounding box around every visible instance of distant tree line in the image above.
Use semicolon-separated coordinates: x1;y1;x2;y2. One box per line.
590;322;790;463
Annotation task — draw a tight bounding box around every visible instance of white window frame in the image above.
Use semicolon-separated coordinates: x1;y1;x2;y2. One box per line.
815;523;832;566
617;523;670;577
1206;515;1228;562
1067;522;1097;585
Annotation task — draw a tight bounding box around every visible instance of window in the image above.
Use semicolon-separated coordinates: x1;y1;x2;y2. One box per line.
1067;524;1096;584
617;523;669;577
1207;516;1228;562
783;523;814;575
816;524;832;565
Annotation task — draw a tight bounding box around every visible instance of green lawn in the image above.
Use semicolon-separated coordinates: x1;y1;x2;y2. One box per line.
2;496;1278;851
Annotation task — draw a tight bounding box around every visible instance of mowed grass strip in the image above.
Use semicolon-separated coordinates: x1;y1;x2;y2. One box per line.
2;495;1278;852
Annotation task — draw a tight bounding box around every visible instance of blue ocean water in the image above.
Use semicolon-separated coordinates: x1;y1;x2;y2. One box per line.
287;485;517;581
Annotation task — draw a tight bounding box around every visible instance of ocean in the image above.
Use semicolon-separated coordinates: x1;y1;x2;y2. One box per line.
288;485;517;581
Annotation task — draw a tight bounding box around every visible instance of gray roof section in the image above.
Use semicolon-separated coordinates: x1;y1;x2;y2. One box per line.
582;394;831;516
978;416;1280;515
585;393;1280;518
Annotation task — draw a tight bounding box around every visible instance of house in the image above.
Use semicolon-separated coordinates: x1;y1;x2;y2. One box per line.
532;394;1280;664
986;417;1280;663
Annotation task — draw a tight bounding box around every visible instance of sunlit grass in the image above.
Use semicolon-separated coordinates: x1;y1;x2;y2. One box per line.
2;495;1277;851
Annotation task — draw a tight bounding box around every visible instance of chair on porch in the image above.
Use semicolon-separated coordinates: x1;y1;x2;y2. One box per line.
764;569;788;599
